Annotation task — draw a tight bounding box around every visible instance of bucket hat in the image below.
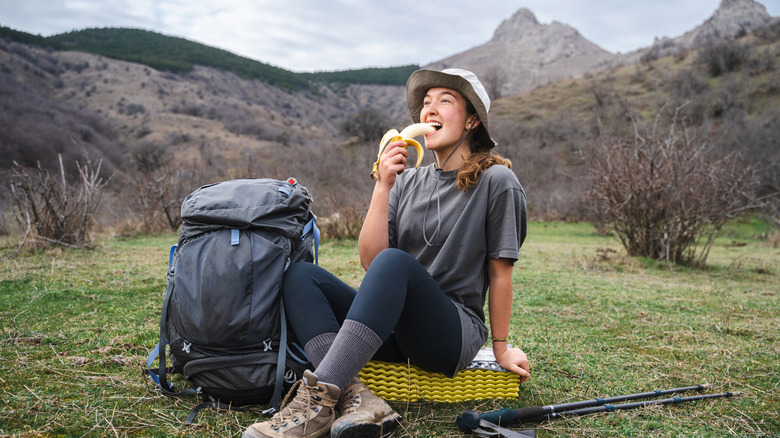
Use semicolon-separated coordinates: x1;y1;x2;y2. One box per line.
406;68;495;146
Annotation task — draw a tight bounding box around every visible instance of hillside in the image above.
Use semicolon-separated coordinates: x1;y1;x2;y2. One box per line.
0;33;412;167
1;1;778;232
0;32;414;233
487;23;780;218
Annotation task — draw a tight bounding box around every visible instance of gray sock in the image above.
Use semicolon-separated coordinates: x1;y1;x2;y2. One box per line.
314;319;382;390
303;332;337;368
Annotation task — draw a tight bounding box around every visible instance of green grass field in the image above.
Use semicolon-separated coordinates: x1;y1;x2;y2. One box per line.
1;221;777;437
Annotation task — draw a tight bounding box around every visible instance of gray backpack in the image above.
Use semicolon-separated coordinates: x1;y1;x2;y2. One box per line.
146;178;318;421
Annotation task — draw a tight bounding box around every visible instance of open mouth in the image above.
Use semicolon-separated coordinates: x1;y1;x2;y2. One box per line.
427;121;442;131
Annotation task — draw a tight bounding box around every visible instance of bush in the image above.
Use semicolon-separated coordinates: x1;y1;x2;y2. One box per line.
10;153;110;251
697;39;749;77
340;107;387;142
123;144;204;233
587;109;762;266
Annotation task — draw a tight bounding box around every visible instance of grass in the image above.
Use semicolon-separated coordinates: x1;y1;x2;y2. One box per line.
0;221;778;437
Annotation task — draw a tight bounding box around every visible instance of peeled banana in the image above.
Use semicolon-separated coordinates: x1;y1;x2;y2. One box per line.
370;123;436;180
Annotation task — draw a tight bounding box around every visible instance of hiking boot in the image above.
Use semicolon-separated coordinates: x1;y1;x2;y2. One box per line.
242;370;340;438
330;377;401;438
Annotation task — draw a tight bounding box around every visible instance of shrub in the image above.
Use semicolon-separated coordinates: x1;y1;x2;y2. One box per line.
340;107;387;142
587;108;762;266
9;153;110;251
123;151;201;233
697;39;749;77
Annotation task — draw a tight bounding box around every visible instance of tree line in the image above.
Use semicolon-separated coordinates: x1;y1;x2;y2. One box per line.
0;26;418;90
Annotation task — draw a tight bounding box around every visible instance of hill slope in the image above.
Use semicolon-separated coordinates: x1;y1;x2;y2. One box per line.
426;0;777;97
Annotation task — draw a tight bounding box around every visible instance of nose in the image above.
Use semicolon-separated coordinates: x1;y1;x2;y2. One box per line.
421;103;437;121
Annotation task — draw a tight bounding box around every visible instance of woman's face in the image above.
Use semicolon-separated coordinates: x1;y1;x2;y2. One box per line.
419;87;476;153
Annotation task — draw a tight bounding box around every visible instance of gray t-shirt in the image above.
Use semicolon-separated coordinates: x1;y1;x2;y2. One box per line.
388;163;527;373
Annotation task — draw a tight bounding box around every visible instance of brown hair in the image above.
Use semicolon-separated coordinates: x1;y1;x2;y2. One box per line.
455;103;511;191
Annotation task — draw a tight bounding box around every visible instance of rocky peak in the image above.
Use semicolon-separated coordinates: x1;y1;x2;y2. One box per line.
425;7;614;96
678;0;773;47
491;8;541;42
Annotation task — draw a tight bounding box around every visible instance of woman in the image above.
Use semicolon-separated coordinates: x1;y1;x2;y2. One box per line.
243;68;529;438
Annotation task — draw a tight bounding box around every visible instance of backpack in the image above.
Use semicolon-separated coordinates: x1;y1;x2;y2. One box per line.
146;178;319;422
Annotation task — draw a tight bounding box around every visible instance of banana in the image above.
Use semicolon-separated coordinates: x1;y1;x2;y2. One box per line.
370;123;435;180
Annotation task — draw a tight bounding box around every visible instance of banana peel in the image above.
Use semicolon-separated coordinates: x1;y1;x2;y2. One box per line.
370;123;436;180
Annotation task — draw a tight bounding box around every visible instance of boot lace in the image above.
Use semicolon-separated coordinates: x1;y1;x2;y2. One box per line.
339;380;367;414
268;379;326;432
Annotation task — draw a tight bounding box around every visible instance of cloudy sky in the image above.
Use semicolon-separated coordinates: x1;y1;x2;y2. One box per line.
2;0;778;72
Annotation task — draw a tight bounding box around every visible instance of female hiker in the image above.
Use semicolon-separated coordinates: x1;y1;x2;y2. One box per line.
243;68;529;438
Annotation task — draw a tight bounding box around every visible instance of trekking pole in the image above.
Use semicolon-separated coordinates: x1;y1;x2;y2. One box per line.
457;384;739;433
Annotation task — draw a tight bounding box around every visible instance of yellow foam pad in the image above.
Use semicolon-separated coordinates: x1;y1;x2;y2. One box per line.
358;348;519;402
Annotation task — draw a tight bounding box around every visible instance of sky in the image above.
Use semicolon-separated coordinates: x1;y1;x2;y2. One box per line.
1;0;778;72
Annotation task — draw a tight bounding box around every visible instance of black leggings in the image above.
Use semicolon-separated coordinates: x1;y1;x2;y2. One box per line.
282;248;462;375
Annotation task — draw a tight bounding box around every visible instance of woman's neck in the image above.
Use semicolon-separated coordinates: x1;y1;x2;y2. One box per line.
434;140;472;172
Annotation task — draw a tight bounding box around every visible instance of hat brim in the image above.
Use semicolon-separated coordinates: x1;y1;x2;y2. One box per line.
406;69;490;137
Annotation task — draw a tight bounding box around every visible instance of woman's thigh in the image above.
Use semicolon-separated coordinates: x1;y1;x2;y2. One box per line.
349;249;463;374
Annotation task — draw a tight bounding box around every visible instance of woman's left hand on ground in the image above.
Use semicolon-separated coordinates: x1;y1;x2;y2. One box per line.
495;347;530;383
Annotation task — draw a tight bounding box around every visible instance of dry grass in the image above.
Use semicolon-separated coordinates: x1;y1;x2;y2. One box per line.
0;220;777;437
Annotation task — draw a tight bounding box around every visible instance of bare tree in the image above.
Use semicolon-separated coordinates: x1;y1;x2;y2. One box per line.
587;106;763;266
10;152;110;251
124;144;201;233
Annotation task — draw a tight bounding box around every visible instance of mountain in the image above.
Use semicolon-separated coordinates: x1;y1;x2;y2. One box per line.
425;8;617;97
425;0;777;97
683;0;773;44
0;33;412;175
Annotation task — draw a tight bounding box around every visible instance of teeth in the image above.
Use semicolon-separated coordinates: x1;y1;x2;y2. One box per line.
370;123;435;180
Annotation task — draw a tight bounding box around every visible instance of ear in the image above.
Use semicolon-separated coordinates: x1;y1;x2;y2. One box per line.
465;116;481;129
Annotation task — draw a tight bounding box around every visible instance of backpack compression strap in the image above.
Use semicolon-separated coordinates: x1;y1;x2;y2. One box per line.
145;246;198;398
263;298;288;416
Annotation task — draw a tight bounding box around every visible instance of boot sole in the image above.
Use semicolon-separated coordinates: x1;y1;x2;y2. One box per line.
331;413;401;438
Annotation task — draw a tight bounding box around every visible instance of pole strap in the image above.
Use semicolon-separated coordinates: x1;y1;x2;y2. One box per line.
471;420;536;438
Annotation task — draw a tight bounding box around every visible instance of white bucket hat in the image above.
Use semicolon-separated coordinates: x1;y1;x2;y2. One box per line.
405;68;495;146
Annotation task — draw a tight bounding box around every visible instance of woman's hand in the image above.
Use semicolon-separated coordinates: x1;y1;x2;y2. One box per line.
375;140;409;188
495;346;530;384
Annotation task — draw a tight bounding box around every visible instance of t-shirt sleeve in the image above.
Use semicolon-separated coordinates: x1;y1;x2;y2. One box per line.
486;180;527;262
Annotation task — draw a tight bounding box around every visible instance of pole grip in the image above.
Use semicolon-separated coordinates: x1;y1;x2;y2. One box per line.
457;406;550;432
456;408;517;432
479;407;520;425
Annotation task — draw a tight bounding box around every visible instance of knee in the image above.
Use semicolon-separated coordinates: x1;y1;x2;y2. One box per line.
371;248;415;269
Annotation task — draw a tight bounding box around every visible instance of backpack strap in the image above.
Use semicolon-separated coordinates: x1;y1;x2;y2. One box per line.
145;245;198;398
303;215;320;265
263;298;288;416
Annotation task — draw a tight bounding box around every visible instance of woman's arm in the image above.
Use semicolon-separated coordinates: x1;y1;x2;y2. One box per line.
487;258;530;383
358;141;409;270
